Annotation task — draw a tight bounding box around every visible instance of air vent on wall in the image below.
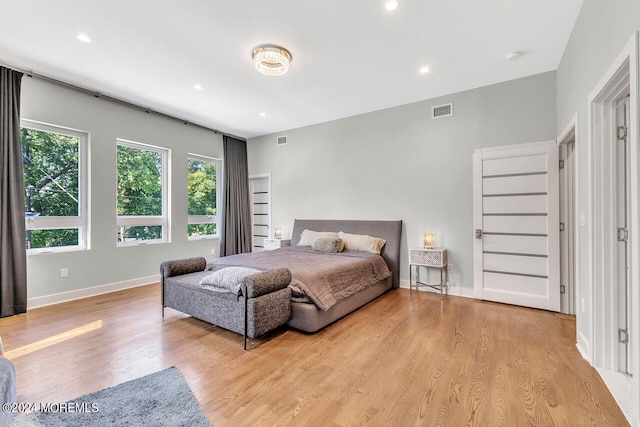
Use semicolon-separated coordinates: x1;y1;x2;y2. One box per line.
432;103;453;119
277;135;288;145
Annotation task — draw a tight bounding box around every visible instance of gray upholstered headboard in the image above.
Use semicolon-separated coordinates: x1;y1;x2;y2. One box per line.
290;219;403;288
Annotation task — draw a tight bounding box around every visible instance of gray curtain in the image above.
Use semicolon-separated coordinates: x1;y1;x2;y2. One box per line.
0;67;26;317
220;135;252;256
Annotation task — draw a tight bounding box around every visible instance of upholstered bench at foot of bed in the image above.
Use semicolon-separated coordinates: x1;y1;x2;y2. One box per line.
160;257;292;349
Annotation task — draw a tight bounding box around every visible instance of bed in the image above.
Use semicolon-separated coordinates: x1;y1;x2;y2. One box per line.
207;219;403;332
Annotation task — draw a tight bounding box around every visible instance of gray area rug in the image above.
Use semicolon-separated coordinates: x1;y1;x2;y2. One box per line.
9;367;210;427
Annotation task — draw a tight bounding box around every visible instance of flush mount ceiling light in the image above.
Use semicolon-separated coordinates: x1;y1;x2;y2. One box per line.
251;45;292;76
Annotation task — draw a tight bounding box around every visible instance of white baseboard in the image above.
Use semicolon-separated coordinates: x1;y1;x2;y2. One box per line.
399;279;475;299
576;334;591;363
27;274;160;309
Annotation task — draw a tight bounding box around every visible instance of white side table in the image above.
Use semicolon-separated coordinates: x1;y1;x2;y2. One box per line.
263;238;291;251
409;247;448;300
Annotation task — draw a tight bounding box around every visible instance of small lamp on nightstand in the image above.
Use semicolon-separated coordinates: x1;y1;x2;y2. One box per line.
423;232;435;249
274;227;283;239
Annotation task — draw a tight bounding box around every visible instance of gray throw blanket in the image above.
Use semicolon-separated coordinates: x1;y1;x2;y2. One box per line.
206;246;391;311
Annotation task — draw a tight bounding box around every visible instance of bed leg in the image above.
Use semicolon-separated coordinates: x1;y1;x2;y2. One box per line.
243;293;248;351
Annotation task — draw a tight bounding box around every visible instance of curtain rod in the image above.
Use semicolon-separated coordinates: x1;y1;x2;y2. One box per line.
1;61;246;141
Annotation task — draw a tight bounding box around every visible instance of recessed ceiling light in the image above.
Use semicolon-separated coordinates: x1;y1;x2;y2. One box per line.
505;51;521;61
419;66;430;74
385;1;398;11
194;84;203;90
76;33;91;43
259;112;266;117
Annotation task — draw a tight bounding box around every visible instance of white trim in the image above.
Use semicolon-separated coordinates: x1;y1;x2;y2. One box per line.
399;279;475;299
20;119;89;253
576;338;591;362
187;155;222;239
472;151;483;299
557;114;579;317
586;31;639;426
629;32;640;427
26;275;159;309
116;139;170;245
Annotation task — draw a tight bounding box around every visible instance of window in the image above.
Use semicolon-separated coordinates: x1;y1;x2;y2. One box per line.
116;139;169;245
20;120;88;253
187;155;221;239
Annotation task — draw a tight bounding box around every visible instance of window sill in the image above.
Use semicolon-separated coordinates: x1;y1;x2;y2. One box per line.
27;246;87;256
188;235;220;241
117;239;167;248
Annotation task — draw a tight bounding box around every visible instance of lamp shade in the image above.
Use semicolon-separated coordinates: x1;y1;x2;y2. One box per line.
423;233;435;248
274;227;283;239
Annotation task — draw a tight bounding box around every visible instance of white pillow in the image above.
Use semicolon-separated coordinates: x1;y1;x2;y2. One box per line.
337;231;386;254
297;229;339;246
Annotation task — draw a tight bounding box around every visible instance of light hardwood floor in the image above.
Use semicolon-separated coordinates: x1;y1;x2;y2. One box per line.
0;285;628;426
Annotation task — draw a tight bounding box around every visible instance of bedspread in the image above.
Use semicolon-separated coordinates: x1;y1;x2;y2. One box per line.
206;246;391;311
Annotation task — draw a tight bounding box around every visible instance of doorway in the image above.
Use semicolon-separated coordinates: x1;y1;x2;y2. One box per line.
586;32;638;424
615;96;631;375
558;120;577;315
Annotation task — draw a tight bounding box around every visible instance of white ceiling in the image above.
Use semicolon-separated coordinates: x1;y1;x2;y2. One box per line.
0;0;583;139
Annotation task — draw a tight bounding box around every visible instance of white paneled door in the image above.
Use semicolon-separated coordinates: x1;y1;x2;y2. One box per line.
473;141;560;311
249;174;271;252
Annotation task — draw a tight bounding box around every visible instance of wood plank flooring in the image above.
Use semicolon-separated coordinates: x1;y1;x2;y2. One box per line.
0;285;628;426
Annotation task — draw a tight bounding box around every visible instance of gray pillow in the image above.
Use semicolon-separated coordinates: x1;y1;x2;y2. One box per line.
200;266;262;294
312;237;345;253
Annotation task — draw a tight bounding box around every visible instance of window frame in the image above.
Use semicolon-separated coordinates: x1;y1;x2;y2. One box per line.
116;138;170;247
187;153;222;241
21;119;89;255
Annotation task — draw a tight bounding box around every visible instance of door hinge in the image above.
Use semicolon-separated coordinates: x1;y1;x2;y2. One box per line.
617;227;629;242
617;126;628;140
560;222;565;231
475;229;483;239
560;285;566;294
619;329;629;344
559;160;565;169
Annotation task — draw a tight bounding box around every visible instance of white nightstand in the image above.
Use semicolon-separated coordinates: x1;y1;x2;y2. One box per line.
263;238;291;251
409;247;448;299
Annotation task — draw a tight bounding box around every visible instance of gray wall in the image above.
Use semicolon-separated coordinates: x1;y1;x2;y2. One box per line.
556;0;640;358
21;77;222;301
247;71;557;292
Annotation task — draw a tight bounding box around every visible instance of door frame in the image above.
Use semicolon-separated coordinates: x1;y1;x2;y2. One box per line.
586;31;639;425
557;115;579;316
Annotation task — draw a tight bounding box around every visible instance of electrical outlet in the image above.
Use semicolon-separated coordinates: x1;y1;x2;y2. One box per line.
60;268;68;278
447;264;453;273
210;248;215;255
